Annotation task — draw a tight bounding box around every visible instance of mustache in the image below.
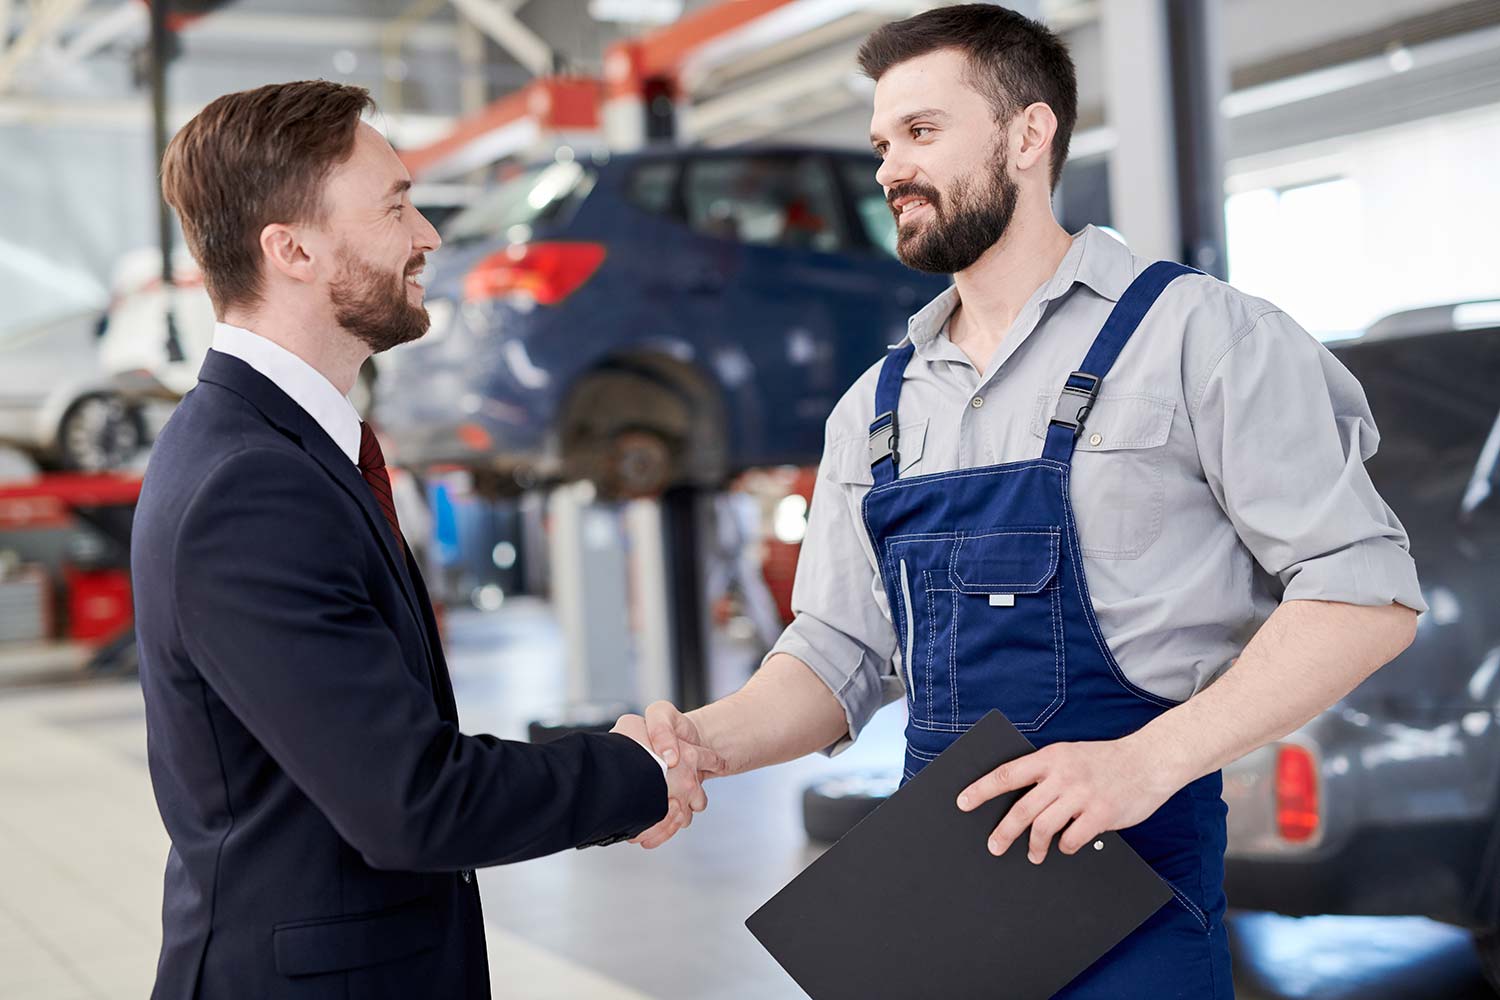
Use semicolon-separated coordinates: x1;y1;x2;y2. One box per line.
887;183;941;211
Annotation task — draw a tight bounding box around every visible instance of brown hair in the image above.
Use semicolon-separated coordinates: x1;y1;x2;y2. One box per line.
857;4;1077;190
161;80;375;314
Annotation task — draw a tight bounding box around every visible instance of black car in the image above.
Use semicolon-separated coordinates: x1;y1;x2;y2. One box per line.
1220;299;1500;988
375;145;949;496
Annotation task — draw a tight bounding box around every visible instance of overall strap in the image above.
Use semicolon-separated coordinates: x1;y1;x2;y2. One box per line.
868;342;917;487
1042;260;1200;464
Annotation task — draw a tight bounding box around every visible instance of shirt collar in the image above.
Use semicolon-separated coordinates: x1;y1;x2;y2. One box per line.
210;322;363;464
900;225;1135;351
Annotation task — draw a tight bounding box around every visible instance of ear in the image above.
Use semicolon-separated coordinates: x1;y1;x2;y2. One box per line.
258;223;319;286
1012;101;1059;179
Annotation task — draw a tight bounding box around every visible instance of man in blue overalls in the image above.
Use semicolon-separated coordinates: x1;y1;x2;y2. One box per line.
634;6;1424;995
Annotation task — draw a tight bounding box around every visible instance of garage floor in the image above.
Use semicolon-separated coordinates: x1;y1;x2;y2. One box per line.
0;600;1491;999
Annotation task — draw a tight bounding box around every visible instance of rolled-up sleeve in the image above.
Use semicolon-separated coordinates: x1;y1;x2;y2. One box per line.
1191;310;1426;613
765;428;903;755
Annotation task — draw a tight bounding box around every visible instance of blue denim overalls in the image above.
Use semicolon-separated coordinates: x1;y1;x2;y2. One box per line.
864;261;1232;997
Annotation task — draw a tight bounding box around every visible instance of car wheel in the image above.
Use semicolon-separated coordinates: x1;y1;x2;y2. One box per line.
802;771;900;844
56;394;145;473
604;427;677;499
1473;928;1500;992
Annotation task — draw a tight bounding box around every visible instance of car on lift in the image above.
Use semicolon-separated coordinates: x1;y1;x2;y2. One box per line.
373;145;949;496
1220;298;1500;989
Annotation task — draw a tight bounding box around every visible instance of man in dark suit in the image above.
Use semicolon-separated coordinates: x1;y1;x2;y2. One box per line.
133;80;718;1000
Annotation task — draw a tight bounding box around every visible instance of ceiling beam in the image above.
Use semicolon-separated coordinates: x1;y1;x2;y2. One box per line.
0;0;88;94
447;0;553;76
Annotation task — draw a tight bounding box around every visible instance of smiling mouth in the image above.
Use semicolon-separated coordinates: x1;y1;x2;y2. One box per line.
892;196;933;221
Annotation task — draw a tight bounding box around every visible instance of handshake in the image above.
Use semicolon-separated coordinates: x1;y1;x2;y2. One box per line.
611;702;728;850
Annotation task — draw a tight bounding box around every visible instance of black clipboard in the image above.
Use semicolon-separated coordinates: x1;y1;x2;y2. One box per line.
746;711;1172;999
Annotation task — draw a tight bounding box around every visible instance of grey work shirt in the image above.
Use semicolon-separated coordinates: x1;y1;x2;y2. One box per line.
769;225;1426;754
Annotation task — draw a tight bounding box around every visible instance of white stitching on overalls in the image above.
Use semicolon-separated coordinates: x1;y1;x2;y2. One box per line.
1058;465;1180;710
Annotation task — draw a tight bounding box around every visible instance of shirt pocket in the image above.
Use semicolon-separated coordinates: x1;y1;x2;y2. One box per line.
1031;392;1176;559
823;418;929;487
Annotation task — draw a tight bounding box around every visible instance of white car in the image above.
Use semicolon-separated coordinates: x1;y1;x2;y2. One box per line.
0;309;147;473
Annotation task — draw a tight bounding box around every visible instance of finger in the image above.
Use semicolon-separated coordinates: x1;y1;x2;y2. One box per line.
958;753;1047;812
637;804;682;849
689;785;708;813
681;741;726;780
644;701;683;767
1026;798;1082;865
986;784;1058;857
1058;814;1105;856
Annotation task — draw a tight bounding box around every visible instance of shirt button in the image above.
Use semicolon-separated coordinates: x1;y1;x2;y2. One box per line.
1089;432;1103;446
970;396;984;409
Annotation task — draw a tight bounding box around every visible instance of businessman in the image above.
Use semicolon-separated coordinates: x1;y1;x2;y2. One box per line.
133;80;718;1000
637;6;1421;996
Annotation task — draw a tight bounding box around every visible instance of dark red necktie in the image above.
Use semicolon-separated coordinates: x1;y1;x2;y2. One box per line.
358;422;405;553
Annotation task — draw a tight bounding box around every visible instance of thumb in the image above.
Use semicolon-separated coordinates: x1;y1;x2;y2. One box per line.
644;701;683;767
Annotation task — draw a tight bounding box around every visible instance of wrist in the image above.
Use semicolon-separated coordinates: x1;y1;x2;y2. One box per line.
685;703;743;776
1121;721;1199;796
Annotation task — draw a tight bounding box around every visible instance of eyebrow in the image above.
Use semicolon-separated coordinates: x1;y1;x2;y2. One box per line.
870;108;949;146
386;179;412;200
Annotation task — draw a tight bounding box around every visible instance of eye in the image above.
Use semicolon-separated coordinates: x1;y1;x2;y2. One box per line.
872;143;888;160
911;126;933;140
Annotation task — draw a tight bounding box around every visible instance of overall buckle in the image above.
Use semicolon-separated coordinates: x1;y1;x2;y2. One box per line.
1048;372;1102;437
868;411;899;470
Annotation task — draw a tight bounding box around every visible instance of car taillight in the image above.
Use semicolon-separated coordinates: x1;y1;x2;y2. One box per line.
1275;744;1319;843
463;242;606;306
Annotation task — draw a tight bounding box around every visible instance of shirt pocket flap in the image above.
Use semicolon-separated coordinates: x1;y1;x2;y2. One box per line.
824;418;928;485
1031;392;1175;451
273;898;439;978
948;529;1061;595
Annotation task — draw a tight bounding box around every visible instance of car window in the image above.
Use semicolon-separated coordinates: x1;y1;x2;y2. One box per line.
838;158;897;258
1335;326;1500;518
684;156;846;253
443;161;596;244
624;159;680;217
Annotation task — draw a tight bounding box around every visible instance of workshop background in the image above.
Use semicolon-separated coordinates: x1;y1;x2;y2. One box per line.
3;0;1500;997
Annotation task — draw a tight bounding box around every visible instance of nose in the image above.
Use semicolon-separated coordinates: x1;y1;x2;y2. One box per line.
875;149;914;191
413;208;441;253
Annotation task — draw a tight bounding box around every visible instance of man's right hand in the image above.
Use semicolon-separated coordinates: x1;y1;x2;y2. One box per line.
612;710;724;849
631;700;724;849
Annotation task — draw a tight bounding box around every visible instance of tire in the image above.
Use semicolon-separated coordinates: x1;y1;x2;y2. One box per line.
527;702;636;745
604;427;677;499
802;771;900;844
56;393;145;473
1473;928;1500;994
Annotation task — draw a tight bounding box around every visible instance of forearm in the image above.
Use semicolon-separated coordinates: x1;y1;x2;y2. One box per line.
1128;599;1417;789
686;652;850;776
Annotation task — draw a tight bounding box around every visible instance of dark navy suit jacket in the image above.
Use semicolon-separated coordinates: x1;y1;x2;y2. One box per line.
132;350;666;999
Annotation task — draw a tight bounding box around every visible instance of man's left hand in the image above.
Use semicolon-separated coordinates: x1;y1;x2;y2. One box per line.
955;736;1184;864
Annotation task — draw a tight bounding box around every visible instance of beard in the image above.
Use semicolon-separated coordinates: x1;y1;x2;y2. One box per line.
329;243;430;354
890;142;1019;275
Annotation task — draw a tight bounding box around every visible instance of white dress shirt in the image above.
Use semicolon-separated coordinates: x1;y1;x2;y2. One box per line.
211;323;362;465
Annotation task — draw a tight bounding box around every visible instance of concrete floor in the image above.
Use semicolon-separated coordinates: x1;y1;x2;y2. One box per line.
0;599;1493;999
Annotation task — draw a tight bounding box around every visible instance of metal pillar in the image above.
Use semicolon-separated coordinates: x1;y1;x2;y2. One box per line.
148;0;185;362
1166;0;1229;279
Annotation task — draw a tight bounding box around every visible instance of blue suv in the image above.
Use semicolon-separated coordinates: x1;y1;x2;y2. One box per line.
375;145;949;496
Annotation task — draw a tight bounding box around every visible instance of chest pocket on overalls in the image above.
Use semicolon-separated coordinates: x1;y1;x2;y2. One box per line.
1032;392;1176;559
886;527;1064;734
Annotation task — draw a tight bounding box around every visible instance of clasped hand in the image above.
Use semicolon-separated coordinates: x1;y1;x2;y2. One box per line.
612;706;724;849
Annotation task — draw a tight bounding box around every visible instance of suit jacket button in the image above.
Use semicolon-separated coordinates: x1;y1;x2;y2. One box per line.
461;870;474;883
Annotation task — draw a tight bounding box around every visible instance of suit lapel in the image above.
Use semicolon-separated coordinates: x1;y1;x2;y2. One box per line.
196;350;440;679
